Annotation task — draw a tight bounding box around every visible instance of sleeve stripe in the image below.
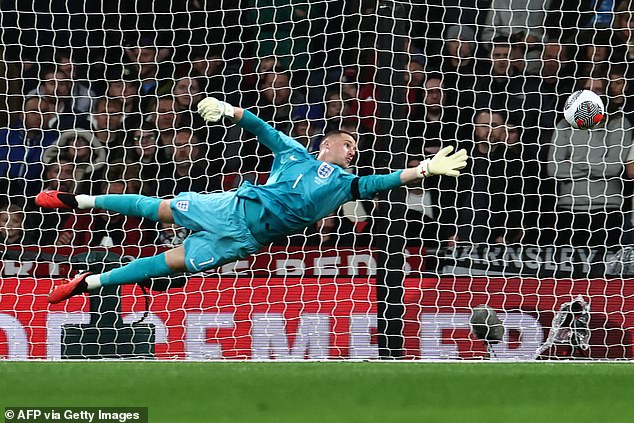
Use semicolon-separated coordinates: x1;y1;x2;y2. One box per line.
351;177;361;200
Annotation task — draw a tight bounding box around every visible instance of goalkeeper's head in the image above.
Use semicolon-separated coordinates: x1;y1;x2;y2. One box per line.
316;130;357;168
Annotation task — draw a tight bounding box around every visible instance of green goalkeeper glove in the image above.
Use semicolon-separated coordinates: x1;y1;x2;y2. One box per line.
197;97;236;123
418;145;468;178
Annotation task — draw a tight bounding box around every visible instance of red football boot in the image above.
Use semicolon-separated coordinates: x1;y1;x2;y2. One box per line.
35;190;78;209
48;272;91;304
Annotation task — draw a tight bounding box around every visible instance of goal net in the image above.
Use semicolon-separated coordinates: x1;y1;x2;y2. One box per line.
0;0;633;360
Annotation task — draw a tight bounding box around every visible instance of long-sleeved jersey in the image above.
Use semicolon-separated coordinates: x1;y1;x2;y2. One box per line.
235;110;402;242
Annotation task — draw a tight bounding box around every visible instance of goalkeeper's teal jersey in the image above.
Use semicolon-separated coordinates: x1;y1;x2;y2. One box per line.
234;110;402;243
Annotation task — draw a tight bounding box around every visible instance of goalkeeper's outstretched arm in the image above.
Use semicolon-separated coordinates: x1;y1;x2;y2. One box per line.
197;96;468;189
355;146;468;199
401;146;468;182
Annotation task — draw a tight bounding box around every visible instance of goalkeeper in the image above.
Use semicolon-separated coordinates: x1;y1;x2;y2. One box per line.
37;97;468;304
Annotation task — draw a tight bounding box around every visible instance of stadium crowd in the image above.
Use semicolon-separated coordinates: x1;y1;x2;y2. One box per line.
0;0;633;254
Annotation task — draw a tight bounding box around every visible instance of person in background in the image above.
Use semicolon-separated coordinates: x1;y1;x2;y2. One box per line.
54;163;150;252
547;73;634;255
0;96;59;196
157;128;220;197
125;124;161;196
42;129;106;194
0;203;32;245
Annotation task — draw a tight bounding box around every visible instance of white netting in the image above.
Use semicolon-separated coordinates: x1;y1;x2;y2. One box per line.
0;1;633;360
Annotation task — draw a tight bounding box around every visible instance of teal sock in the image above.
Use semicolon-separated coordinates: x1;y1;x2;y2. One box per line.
94;194;161;221
100;253;173;286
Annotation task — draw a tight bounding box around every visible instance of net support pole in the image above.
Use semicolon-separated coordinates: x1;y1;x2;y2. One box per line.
374;0;410;359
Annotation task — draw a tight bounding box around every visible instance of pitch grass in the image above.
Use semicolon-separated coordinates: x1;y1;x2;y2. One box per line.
1;362;634;422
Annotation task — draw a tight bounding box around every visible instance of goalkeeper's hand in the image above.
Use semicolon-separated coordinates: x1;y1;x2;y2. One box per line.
417;146;468;178
197;97;236;123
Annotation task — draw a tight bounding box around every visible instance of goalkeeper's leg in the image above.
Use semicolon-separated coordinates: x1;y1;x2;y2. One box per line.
48;247;186;304
36;191;174;223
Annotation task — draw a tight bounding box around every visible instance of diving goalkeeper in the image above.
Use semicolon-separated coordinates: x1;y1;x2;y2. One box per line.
37;97;468;304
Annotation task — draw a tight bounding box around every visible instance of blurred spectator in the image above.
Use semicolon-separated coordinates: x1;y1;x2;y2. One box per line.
157;129;220;197
408;73;460;156
31;155;84;245
27;67;90;130
480;0;550;75
576;29;627;72
607;63;634;116
322;88;345;133
105;66;141;116
173;75;204;112
150;95;187;143
456;110;539;244
355;46;428;134
190;46;242;103
454;109;505;243
42;129;106;194
225;69;309;173
439;25;479;133
405;47;426;113
54;47;96;116
546;76;634;252
56;163;150;249
91;97;127;162
538;39;576;144
613;1;634;65
546;2;594;40
407;73;463;245
122;34;174;114
244;0;324;84
171;74;206;130
585;0;620;28
257;70;309;133
474;36;541;143
534;40;578;242
0;96;59;196
411;0;472;61
191;48;224;81
322;88;356;134
42;154;84;194
170;2;243;64
339;67;363;105
124;124;161;196
0;203;34;245
290;114;322;153
257;56;279;74
149;95;190;161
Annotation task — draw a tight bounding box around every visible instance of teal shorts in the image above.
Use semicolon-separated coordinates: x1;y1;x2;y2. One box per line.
170;191;263;272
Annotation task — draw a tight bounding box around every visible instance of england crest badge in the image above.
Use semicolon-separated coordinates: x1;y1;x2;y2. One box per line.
317;162;334;179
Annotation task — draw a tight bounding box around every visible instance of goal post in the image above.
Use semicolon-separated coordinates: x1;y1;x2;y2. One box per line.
374;0;410;359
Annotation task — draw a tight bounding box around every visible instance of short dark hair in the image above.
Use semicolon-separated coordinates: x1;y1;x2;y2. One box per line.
321;130;357;145
491;35;513;49
609;62;627;77
424;72;444;85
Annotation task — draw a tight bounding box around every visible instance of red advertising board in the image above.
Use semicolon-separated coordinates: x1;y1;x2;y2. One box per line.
0;276;633;360
402;277;634;360
0;246;425;278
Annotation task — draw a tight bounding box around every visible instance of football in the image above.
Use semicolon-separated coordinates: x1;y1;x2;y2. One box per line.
563;89;605;129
